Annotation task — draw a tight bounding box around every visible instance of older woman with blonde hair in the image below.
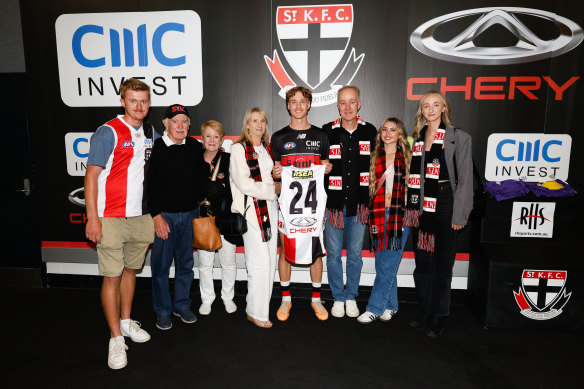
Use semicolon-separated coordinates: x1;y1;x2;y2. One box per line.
404;91;473;338
357;118;411;324
197;120;239;316
229;107;278;328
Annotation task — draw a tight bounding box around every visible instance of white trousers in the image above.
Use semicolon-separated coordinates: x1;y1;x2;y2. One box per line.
198;235;237;305
243;221;278;321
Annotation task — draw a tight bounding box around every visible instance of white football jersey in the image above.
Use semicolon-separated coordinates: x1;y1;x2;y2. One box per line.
278;165;327;265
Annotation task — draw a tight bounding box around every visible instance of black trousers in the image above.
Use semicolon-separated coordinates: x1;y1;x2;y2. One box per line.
412;182;458;317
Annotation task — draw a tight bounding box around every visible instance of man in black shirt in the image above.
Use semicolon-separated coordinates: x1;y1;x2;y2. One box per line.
147;104;205;330
322;86;377;319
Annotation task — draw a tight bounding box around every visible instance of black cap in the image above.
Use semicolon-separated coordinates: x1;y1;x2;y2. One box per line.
164;104;190;119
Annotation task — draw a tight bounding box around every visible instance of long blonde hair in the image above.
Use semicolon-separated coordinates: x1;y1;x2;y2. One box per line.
412;90;453;140
236;107;270;145
369;118;412;194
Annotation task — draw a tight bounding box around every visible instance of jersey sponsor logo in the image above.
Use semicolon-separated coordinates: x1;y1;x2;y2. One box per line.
328;176;342;190
263;4;364;107
144;138;153;146
284;141;296;149
329;145;341;159
122;140;135;148
296;133;306;139
360;172;369;186
423;197;437;212
426;163;440;179
290;226;318;233
408;174;421;188
292;169;314;179
306;140;321;149
281;154;321;168
290;217;318;227
359;141;370;155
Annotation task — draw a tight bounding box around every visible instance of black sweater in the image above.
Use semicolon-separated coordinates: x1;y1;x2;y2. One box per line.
146;137;205;217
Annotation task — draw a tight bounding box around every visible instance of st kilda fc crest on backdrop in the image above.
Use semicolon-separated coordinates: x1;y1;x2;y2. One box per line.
513;269;572;321
264;4;364;107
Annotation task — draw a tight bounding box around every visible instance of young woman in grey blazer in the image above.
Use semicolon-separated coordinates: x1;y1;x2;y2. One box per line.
404;90;473;338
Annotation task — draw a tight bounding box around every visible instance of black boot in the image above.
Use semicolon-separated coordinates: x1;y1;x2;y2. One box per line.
426;316;444;338
410;310;429;329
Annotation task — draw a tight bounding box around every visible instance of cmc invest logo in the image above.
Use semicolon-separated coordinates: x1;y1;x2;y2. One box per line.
485;133;571;182
55;11;203;107
65;132;93;176
410;7;583;65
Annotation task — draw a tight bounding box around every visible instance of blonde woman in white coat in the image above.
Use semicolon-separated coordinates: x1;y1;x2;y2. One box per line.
230;107;278;328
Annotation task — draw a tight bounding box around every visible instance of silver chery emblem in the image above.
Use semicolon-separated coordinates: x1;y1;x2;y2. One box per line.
68;187;86;207
410;7;583;65
290;217;318;227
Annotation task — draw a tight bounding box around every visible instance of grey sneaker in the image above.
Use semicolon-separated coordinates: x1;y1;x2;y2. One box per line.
108;336;128;370
120;319;151;343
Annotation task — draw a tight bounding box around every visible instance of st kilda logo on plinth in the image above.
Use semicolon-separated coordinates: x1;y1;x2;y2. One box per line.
513;270;572;320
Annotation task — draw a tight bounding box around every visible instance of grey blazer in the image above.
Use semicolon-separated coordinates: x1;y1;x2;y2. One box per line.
418;126;473;226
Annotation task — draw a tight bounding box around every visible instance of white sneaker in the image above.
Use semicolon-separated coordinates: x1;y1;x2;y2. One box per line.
224;300;237;314
380;309;397;322
108;336;128;370
331;301;345;318
199;303;212;315
345;300;360;317
357;311;379;324
120;319;151;343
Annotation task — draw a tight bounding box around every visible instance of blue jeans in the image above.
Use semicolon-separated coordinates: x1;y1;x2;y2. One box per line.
325;206;367;302
366;208;410;315
151;209;197;317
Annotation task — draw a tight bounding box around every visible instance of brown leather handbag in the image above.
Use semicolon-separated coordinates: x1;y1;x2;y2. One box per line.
192;155;223;251
192;213;222;251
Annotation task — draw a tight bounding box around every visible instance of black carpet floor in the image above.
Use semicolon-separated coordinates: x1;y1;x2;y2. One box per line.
3;281;581;388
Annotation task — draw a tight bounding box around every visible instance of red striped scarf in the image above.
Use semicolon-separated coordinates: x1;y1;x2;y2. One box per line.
245;141;273;242
369;150;406;252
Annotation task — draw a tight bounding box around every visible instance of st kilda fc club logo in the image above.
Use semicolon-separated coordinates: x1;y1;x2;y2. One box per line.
513;269;571;320
264;4;364;107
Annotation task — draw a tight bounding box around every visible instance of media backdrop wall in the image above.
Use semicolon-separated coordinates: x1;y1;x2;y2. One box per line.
21;0;584;288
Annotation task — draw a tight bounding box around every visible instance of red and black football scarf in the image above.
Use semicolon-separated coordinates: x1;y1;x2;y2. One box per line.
404;125;445;252
369;150;406;252
245;141;273;242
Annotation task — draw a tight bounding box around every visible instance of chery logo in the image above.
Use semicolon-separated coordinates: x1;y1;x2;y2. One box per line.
410;7;583;65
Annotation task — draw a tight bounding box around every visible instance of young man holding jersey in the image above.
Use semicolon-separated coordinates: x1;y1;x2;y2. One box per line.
271;86;332;321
